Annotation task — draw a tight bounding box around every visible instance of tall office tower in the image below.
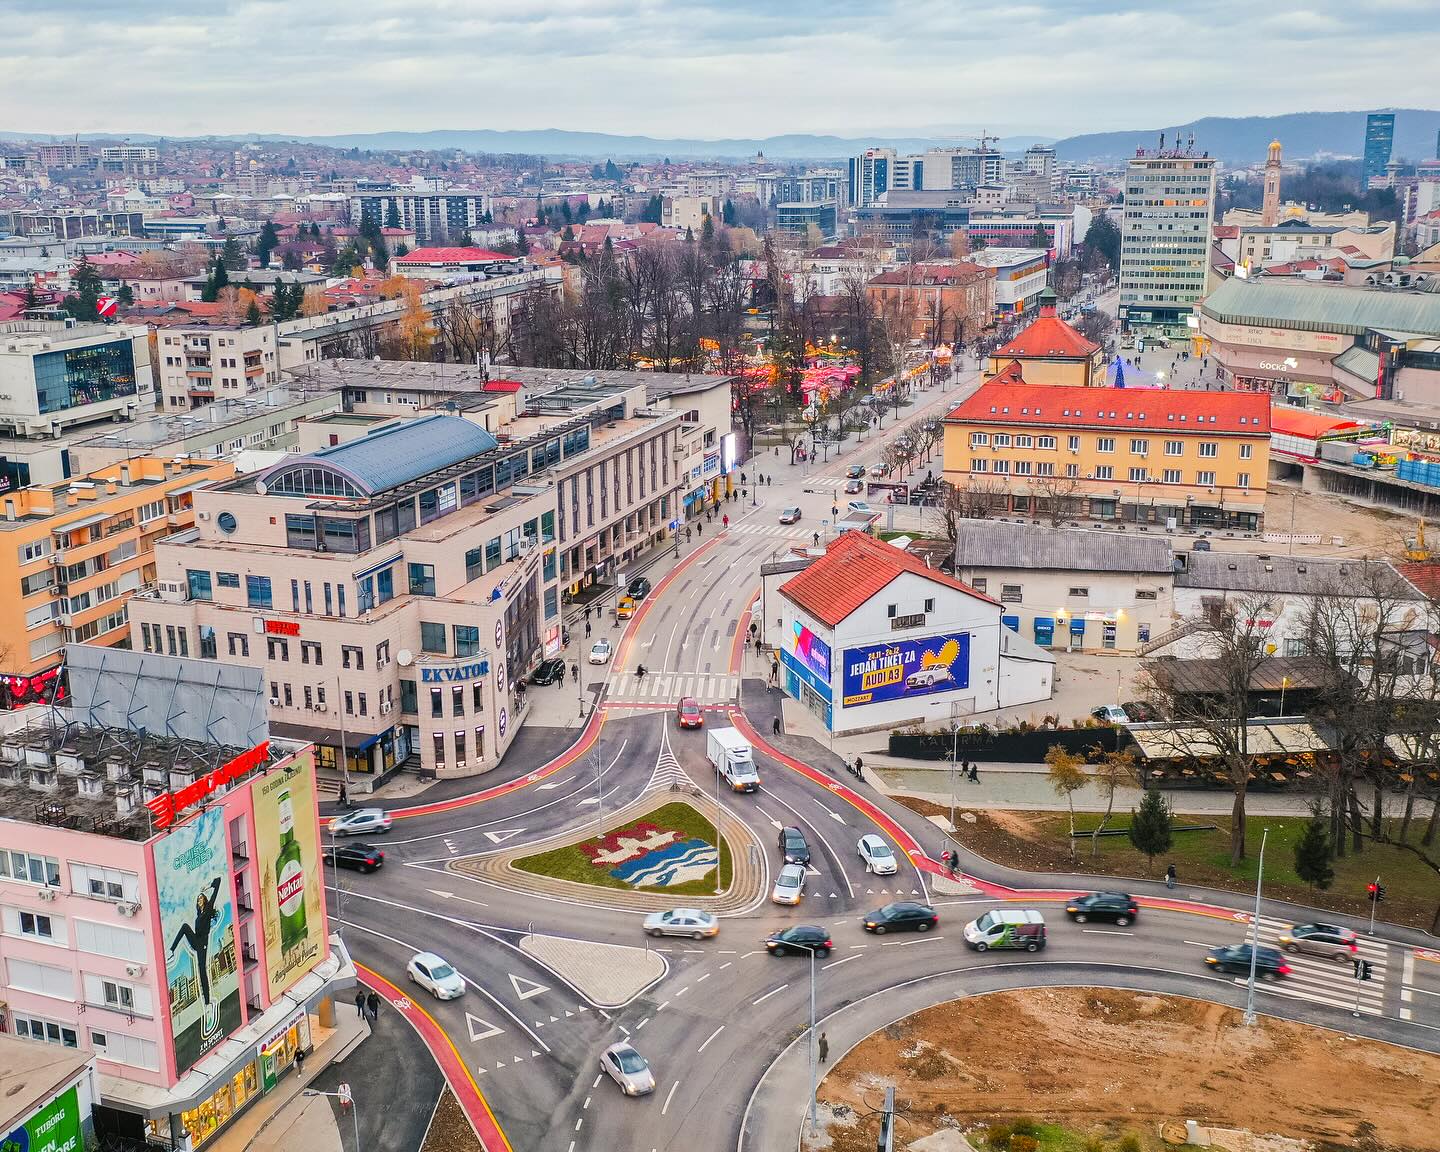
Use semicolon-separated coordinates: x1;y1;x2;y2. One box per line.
1118;138;1216;336
1364;113;1396;188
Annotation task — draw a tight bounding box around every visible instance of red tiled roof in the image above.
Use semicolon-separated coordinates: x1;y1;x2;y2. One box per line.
945;379;1272;434
994;312;1099;360
869;262;988;287
1212;225;1240;239
1394;561;1440;600
483;379;524;393
395;246;516;264
778;530;997;628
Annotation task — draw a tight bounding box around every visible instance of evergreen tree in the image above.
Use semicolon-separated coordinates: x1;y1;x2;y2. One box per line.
576;202;590;223
641;194;663;224
515;228;528;254
384;200;401;229
1083;215;1122;270
701;212;715;245
394;242;409;258
1127;788;1173;875
245;299;263;326
590;163;603;180
22;282;38;312
220;235;246;271
561;225;574;241
458;229;475;247
723;198;737;226
481;210;493;224
256;221;279;269
1028;223;1050;249
604;159;622;182
1293;815;1335;891
560;199;573;223
62;256;104;319
115;283;134;306
200;257;229;303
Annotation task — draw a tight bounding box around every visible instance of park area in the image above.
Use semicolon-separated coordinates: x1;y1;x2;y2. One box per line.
811;988;1440;1152
894;798;1440;931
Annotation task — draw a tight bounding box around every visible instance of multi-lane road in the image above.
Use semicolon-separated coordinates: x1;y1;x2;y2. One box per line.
325;365;1440;1152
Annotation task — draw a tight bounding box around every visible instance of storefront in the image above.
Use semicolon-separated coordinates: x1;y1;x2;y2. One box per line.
779;646;833;729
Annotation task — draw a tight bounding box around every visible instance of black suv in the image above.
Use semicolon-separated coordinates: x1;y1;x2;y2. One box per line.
1064;892;1139;926
765;925;832;957
322;842;385;873
529;658;566;685
863;902;939;935
627;576;652;600
778;826;810;866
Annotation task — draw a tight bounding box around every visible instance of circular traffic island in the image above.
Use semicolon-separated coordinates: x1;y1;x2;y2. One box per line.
808;988;1439;1152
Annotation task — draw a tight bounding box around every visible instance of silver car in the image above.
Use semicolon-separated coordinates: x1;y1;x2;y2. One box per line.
1277;922;1358;962
772;863;806;905
601;1042;655;1096
643;908;718;939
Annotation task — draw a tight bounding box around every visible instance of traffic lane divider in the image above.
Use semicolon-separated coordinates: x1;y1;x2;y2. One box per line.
615;530;726;669
357;963;513;1152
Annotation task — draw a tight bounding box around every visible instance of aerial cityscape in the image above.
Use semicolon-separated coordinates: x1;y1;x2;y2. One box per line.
2;5;1440;1152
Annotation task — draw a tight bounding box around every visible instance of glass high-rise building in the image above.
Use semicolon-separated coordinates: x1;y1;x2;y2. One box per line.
1364;113;1395;188
1118;149;1216;336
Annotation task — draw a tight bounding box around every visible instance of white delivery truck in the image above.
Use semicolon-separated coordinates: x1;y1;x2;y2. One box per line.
707;726;760;792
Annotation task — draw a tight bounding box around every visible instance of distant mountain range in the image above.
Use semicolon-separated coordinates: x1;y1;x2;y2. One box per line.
4;110;1439;166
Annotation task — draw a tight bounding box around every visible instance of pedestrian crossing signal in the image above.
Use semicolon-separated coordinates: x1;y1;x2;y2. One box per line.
1353;958;1373;981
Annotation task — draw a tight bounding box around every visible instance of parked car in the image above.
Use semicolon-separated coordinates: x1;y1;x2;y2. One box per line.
329;808;393;837
779;506;803;524
868;464;886;478
675;697;703;729
863;901;938;935
1091;704;1129;724
856;834;898;875
1277;923;1359;961
407;951;465;999
643;908;718;939
778;826;811;866
529;658;566;686
616;596;636;619
1064;892;1138;926
627;576;652;600
906;666;955;690
1205;943;1290;979
600;1042;656;1096
765;925;832;957
588;638;613;665
322;842;385;873
844;478;864;494
771;863;806;905
1121;700;1160;722
846;465;866;479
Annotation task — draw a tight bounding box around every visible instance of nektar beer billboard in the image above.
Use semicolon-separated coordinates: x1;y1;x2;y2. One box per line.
253;749;325;998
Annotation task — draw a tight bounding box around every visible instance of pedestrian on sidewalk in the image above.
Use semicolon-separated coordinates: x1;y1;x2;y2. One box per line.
354;990;366;1018
1165;863;1177;890
817;1032;829;1064
338;781;348;808
948;851;959;878
558;664;566;686
571;663;580;684
585;621;592;638
773;716;781;736
366;991;380;1023
295;1048;306;1077
968;761;979;783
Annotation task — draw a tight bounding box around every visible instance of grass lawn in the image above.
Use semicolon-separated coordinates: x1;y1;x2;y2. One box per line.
512;800;733;897
898;797;1440;930
975;1119;1139;1152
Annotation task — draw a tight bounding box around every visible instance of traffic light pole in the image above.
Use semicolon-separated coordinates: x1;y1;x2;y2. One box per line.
1352;963;1363;1018
1243;827;1269;1027
1368;874;1380;936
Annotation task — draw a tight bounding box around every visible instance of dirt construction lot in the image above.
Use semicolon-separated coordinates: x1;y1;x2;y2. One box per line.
812;988;1440;1152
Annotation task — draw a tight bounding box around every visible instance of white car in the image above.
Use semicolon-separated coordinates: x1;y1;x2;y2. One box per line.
407;951;465;1000
1091;704;1129;724
643;908;718;939
588;638;613;665
329;807;393;836
905;666;955;690
601;1042;656;1097
771;862;806;905
857;834;898;875
846;500;874;516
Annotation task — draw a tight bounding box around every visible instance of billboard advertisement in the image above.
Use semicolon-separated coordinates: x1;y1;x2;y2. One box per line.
154;805;241;1073
841;632;971;708
4;1084;83;1152
788;621;832;683
254;751;326;999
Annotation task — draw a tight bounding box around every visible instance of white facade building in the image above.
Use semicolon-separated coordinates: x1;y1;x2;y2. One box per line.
0;320;152;439
1119;147;1217;335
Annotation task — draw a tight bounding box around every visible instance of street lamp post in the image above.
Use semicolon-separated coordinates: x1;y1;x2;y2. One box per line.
594;746;605;829
714;761;724;896
304;1087;360;1152
1242;826;1269;1026
806;943;819;1135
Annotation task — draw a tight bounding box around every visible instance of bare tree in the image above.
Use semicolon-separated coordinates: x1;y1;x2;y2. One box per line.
930;477;1009;544
1031;473;1085;527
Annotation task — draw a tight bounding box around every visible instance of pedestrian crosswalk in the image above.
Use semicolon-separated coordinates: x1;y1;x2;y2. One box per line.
727;523;813;539
1232;915;1388;1015
606;671;740;704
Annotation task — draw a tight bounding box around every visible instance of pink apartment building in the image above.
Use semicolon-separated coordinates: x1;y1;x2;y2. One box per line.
0;718;351;1150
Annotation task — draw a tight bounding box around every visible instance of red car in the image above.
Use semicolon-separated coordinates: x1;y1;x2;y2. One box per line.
676;697;703;729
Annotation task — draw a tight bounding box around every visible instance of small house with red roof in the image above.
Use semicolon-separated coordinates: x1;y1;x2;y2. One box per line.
985;288;1104;387
774;530;1053;732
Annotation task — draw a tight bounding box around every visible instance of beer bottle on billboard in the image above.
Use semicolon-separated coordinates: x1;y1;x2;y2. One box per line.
275;791;307;951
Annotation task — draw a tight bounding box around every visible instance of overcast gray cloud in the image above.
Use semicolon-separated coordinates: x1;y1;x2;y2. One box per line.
1;0;1436;139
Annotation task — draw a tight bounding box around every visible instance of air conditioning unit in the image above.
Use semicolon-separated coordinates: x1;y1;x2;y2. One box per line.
48;554;62;566
315;703;327;713
116;901;140;918
379;702;392;714
196;511;211;521
37;887;55;902
268;696;281;707
124;963;145;978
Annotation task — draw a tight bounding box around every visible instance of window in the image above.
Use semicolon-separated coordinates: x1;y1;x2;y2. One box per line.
341;644;363;670
217;571;239;589
70;864;138;902
1096;437;1115;453
408;563;436;597
377;568;395;604
923;598;935;613
1037;435;1056;450
199;626;217;660
1136;588;1158;601
0;851;60;887
1065;463;1079;478
266;637;289;662
400;680;417;714
90;1029;157;1069
1128;467;1147;482
452;684;465;716
1237;473;1250;489
227;632;249;658
420;622;446;654
1197;471;1216;486
970;458;987;473
1015;435;1033;448
1239;443;1253;460
1162;468;1181;484
343;691;354;716
1000;584;1023;603
1012;460;1031;475
993;433;1012;447
301;641;323;666
376;640;390;668
472;683;484;711
186;570;212;601
357;692;367;717
971;578;987;594
454;625;480;658
465;547;483;581
432;732;446;765
1094;466;1113;480
1164;440;1183;456
430;687;444;718
16;911;55;940
969;432;989;447
13;1015;77;1048
246;575;273;609
1067;435;1081;452
1130;439;1148;456
7;958;72;1000
1198;442;1218;458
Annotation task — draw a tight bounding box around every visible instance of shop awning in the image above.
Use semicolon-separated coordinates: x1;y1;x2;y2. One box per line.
1069;618;1086;635
1001;615;1020;631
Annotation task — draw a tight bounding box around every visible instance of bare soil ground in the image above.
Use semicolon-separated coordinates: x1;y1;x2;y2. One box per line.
419;1088;482;1152
812;988;1440;1152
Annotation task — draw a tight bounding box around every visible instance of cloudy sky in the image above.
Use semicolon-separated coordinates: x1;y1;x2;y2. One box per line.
3;0;1437;140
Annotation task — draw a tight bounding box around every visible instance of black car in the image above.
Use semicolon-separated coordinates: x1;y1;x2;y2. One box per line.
529;658;566;686
323;842;385;873
778;826;811;866
765;925;832;957
627;576;652;601
1204;944;1290;980
863;902;939;935
1065;892;1139;926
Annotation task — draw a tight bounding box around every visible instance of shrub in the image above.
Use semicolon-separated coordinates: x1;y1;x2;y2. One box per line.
1009;1137;1039;1152
1116;1135;1142;1152
1010;1118;1040;1137
985;1124;1013;1149
1084;1138;1106;1152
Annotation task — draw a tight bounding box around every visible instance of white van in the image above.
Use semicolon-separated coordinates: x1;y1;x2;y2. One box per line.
963;909;1047;952
706;726;760;792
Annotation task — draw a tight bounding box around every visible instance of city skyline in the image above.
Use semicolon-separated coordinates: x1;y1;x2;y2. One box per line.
3;0;1437;139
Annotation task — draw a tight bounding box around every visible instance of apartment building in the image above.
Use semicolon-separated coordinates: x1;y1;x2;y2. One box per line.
0;320;153;439
942;372;1271;529
0;456;234;708
154;323;280;410
347;189;491;243
661;196;724;232
1119;147;1217;335
866;262;996;346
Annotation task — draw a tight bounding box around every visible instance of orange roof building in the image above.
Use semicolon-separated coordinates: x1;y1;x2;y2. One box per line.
985;288;1104;387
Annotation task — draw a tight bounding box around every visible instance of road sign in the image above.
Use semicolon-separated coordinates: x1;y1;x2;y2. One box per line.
95;296;118;318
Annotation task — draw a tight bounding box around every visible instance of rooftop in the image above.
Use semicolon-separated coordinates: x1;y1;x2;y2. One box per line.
779;529;996;628
954;521;1174;574
946;379;1272;434
395;246;518;264
69;383;339;450
993;295;1099;360
1177;552;1425;600
1200;277;1440;338
0;1034;92;1134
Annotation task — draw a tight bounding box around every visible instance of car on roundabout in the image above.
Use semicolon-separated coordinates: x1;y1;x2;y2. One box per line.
600;1042;656;1096
856;833;898;874
863;901;938;935
588;638;613;664
322;842;385;873
1204;943;1290;980
675;696;703;729
771;863;806;905
329;808;392;836
1064;892;1138;926
844;478;864;494
778;826;811;865
846;500;875;516
407;951;465;1000
642;908;718;939
764;925;832;957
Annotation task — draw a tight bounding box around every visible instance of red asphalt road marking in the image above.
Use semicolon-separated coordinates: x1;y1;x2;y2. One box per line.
357;964;513;1152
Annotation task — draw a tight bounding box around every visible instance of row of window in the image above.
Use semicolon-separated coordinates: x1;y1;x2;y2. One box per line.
0;852;140;898
971;432;1253;458
971;578;1159;602
969;459;1248;487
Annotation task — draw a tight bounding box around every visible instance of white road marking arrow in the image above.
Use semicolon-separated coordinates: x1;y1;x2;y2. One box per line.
466;1014;504;1042
483;828;526;845
425;889;489;908
509;973;549;1001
